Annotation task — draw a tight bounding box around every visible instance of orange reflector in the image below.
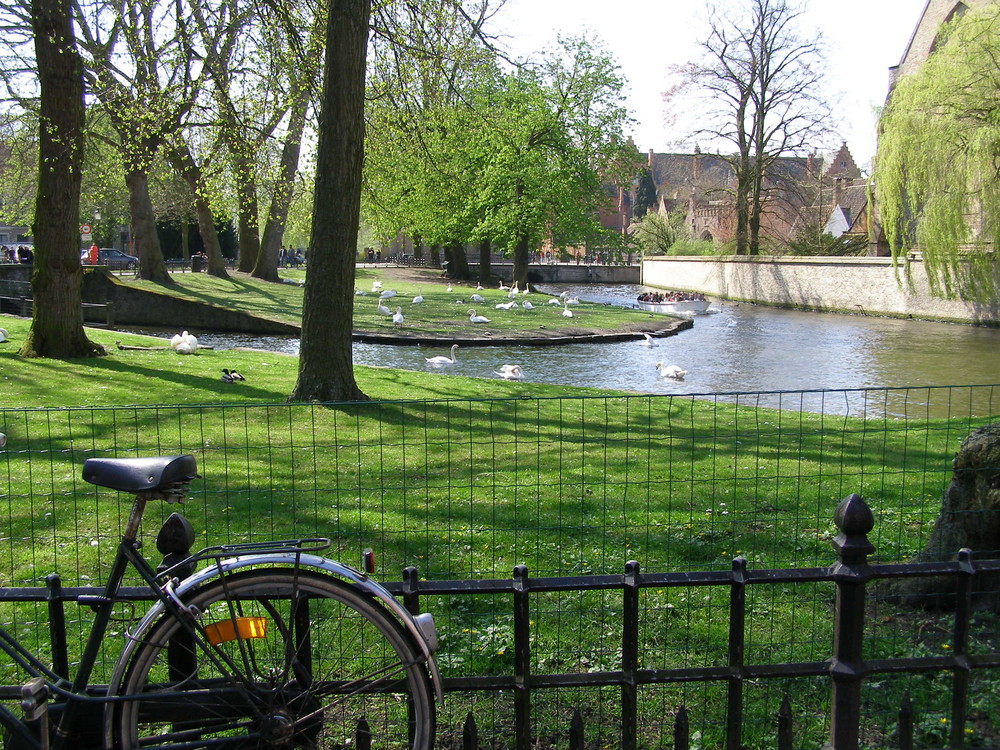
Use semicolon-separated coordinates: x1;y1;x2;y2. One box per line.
204;617;268;645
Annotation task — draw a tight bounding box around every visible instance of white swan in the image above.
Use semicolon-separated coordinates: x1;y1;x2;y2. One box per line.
468;309;491;323
392;307;405;327
377;301;393;316
411;291;424;304
494;365;524;380
174;331;198;354
640;333;655;347
476;282;483;290
548;297;562;306
561;301;574;318
0;328;8;342
498;280;509;291
447;283;453;292
496;300;517;310
371;280;382;291
354;289;367;296
565;295;580;306
379;289;397;299
522;301;534;310
425;344;459;365
655;362;687;380
470;293;485;303
507;281;519;298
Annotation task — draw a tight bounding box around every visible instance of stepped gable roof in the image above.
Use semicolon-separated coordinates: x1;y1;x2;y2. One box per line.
823;142;862;180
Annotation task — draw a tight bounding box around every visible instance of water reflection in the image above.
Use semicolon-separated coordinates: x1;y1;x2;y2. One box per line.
179;283;1000;418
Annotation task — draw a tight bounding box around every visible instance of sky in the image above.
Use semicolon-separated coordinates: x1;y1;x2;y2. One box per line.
489;0;925;169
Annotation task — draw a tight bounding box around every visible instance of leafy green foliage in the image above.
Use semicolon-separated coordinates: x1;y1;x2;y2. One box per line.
633;210;683;255
875;5;1000;300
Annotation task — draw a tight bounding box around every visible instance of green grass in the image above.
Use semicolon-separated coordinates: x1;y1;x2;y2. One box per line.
126;267;670;338
1;307;997;748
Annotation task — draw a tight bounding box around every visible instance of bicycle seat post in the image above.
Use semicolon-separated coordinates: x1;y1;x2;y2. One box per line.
123;494;148;543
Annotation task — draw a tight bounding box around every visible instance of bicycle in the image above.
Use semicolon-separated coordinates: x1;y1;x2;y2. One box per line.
0;436;440;750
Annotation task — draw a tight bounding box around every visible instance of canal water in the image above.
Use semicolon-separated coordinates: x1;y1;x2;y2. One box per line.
185;283;1000;417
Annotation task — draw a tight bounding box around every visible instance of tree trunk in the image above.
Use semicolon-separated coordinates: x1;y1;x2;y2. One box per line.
167;142;230;279
235;151;261;273
20;0;104;359
255;97;308;282
125;169;170;283
290;0;371;403
512;233;529;287
900;424;1000;609
477;239;491;282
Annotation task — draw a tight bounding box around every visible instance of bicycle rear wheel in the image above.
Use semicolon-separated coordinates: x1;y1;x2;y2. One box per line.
114;569;435;749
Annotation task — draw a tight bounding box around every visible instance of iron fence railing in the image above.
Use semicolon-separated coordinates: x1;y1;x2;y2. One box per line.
0;494;997;748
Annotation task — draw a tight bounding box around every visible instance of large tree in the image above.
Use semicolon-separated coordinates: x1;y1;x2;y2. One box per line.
471;38;636;286
289;0;371;403
672;0;830;255
19;0;103;358
874;4;1000;302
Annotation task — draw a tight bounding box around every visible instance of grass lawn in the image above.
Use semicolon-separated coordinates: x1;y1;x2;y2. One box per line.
127;266;675;340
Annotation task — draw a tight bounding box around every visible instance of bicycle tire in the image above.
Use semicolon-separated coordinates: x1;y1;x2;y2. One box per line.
114;568;435;749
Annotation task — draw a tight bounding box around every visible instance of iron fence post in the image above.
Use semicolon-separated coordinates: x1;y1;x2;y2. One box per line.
726;557;747;750
622;560;639;750
513;565;531;750
949;548;975;748
826;493;875;750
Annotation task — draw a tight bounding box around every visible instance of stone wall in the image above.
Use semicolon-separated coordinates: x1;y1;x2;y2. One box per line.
641;256;999;325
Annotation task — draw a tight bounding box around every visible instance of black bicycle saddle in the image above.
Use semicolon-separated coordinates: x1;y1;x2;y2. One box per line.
83;455;198;493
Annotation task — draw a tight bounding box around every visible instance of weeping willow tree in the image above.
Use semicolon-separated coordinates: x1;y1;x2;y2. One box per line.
875;5;1000;301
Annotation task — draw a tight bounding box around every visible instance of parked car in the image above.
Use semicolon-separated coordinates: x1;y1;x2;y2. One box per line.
81;248;139;270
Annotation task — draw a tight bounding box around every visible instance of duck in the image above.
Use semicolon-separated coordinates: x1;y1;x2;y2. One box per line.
377;300;393;316
640;333;656;347
425;343;459;365
655;362;687;380
411;289;424;304
392;307;405;327
468;309;491;323
221;371;234;384
494;364;524;380
223;368;246;381
470;293;485;303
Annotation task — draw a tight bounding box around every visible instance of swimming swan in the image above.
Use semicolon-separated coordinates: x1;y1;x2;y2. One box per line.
655;362;687;380
494;364;524;380
425;344;459;365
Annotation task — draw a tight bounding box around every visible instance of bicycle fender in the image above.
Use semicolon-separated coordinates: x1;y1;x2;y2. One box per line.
113;553;443;702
